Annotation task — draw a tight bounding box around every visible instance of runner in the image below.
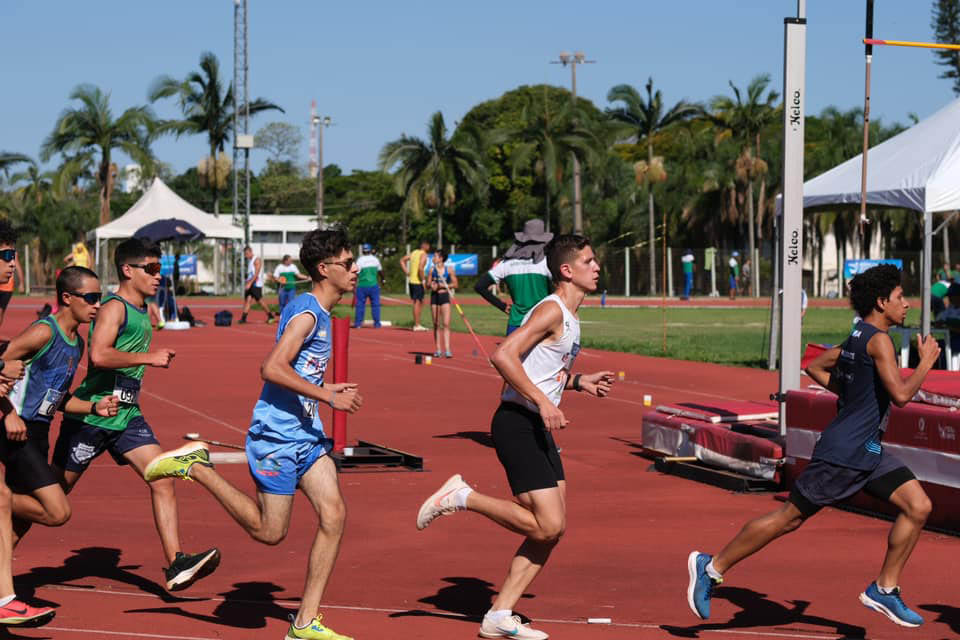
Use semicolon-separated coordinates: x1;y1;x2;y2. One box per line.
144;228;363;640
2;267;118;543
271;254;310;312
687;264;937;628
427;249;457;358
52;238;220;592
416;234;615;640
474;219;552;336
241;246;276;325
400;240;430;331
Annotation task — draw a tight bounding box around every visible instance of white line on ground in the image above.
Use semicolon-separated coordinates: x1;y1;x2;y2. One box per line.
43;627;220;640
140;390;247;435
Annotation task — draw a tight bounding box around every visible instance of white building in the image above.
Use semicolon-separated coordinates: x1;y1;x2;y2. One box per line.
247;214;319;264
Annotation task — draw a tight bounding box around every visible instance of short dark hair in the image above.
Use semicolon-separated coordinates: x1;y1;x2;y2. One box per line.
115;238;161;281
57;266;99;306
546;234;591;283
849;264;902;317
300;228;351;281
434;248;448;261
0;219;18;248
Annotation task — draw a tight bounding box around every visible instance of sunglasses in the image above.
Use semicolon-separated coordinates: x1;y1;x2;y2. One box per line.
69;291;102;305
0;249;16;262
323;258;356;271
128;262;163;276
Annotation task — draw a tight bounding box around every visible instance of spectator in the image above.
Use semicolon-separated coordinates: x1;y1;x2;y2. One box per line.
354;244;385;329
681;249;695;300
741;257;752;296
935;282;960;357
400;240;430;331
427;249;458;358
937;262;952;282
271;254;310;312
729;251;740;300
932;278;949;316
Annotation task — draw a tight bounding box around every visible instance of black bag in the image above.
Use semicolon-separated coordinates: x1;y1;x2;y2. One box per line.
178;306;196;326
214;310;233;327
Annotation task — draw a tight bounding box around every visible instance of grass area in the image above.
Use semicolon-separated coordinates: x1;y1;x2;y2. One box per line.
333;296;926;368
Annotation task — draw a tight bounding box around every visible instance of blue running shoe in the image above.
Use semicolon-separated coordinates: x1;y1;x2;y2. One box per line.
687;551;721;619
859;582;924;627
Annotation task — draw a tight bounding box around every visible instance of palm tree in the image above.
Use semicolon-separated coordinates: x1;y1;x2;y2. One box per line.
40;85;155;225
709;74;780;295
378;111;486;248
0;152;31;179
149;52;282;213
607;78;698;294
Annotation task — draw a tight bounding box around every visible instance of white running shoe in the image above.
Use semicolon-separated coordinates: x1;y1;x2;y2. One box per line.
416;474;468;530
412;324;429;332
479;614;549;639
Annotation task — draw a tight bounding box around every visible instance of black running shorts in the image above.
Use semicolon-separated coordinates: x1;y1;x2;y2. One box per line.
0;291;11;311
1;420;59;493
491;401;565;496
245;286;263;301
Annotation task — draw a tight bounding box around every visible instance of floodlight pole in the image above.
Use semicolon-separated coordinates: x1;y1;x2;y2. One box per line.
552;51;595;234
313;115;331;228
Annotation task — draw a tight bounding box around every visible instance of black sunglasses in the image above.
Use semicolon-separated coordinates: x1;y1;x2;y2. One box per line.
323;258;356;271
128;262;163;276
0;249;16;262
68;291;102;305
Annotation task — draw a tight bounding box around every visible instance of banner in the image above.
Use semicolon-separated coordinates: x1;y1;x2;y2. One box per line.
161;254;198;277
843;258;902;279
425;253;478;276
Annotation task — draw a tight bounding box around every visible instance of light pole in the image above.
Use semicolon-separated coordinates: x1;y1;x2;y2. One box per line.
552;50;594;234
312;114;331;227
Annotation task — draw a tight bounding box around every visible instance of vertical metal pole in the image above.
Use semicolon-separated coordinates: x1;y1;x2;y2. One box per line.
858;0;874;255
923;210;932;335
571;61;583;235
624;247;631;297
242;0;250;247
667;247;674;297
23;243;30;294
317;122;324;227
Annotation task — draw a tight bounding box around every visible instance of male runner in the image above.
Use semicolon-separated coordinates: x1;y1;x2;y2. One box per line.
2;267;118;542
145;228;363;640
241;246;276;324
416;234;615;640
688;264;937;628
400;240;430;331
53;238;220;592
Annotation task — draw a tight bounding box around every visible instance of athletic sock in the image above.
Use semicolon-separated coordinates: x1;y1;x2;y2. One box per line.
0;594;15;607
485;609;512;623
878;584;898;594
454;486;473;509
705;560;723;581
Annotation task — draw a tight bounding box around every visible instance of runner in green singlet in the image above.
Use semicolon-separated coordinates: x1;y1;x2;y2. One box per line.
51;238;220;592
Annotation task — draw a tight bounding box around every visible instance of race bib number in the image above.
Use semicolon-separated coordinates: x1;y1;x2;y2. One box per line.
38;389;65;418
113;375;141;405
302;398;319;418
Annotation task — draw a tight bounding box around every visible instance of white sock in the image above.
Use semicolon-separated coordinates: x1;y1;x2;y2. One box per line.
705;560;723;581
485;609;512;623
454;486;473;509
878;584;898;594
0;594;15;607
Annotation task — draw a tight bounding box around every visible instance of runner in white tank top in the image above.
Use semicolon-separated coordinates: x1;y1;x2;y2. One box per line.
240;246;275;324
415;234;616;640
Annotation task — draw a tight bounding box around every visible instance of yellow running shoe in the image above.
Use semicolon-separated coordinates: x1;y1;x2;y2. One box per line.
285;614;353;640
143;443;212;482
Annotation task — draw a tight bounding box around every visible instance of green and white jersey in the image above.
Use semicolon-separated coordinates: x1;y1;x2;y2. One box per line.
356;254;382;288
69;294;152;431
488;258;552;328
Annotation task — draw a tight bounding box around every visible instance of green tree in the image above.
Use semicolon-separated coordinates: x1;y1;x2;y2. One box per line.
40;84;156;225
0;152;31;179
149;51;283;213
933;0;960;95
254;121;304;169
607;78;698;293
378;111;486;247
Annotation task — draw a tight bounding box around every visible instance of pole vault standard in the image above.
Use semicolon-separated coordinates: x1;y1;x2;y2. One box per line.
857;0;874;253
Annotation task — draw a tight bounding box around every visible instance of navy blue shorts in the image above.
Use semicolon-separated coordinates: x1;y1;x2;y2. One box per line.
53;416;160;473
789;450;915;518
409;284;424;301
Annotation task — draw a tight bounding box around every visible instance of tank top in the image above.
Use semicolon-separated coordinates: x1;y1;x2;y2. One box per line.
812;320;892;470
248;257;264;287
409;249;426;285
70;294;152;430
9;316;84;423
429;263;451;286
501;294;581;413
250;292;332;444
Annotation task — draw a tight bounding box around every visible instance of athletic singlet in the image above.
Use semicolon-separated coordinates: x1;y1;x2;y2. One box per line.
428;262;451;286
408;249;426;284
812;321;892;470
248;257;264;288
488;258;552;327
501;294;581;413
69;294;151;431
9;316;84;423
250;292;331;443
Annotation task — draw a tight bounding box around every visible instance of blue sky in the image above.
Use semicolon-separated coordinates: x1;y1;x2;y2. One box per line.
1;1;953;177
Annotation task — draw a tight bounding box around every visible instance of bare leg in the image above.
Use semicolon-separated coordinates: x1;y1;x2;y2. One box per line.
11;484;71;545
712;501;806;574
188;464;293;543
413;298;422;327
432;303;440;353
442;305;451;353
877;480;931;588
0;481;15;597
293;456;346;627
125;445;182;564
242;295;254;316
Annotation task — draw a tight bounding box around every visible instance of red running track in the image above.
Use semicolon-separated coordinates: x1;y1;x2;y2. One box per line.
0;305;957;639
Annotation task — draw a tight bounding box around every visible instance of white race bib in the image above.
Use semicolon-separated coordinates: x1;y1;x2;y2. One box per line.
113;375;141;405
302;398;319;418
38;389;65;418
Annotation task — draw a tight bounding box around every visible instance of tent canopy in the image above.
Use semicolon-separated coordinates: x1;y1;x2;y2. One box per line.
93;178;242;241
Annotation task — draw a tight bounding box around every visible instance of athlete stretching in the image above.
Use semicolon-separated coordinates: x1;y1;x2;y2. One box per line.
688;264;937;628
416;234;614;640
53;238;220;592
145;229;363;640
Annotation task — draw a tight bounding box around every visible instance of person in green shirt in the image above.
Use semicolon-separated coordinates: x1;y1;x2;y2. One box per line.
271;254;310;312
353;244;384;329
52;238;220;592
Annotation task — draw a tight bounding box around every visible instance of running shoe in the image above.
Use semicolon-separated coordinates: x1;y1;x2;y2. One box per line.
285;614;353;639
412;325;428;332
143;443;212;482
267;314;276;325
165;548;221;591
0;600;55;626
859;581;924;627
433;351;442;358
479;614;548;639
445;350;453;358
416;473;468;530
687;551;721;620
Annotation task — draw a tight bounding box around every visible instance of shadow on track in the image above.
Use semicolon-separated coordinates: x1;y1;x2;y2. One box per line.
919;603;960;635
660;586;866;639
126;581;291;629
434;431;494;448
388;576;533;624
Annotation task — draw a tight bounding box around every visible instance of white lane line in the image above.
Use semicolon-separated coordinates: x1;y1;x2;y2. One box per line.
44;627;220;640
140;390;247;435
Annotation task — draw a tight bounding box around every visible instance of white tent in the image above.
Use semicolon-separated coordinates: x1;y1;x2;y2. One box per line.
790;96;960;333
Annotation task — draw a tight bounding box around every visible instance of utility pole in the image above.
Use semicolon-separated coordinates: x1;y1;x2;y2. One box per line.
232;0;253;293
552;51;594;234
312;113;332;227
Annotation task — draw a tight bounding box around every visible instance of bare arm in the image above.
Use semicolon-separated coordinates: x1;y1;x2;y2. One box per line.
260;313;362;413
447;266;458;290
14;257;24;293
805;345;842;392
399;255;410;275
871;332;940;407
63;393;119;418
89;300;174;369
1;322;50;382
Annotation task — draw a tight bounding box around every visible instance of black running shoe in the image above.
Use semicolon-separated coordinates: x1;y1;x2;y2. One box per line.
164;548;221;591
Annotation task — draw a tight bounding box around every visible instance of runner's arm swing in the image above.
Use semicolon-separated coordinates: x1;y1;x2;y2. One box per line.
805;345;842;393
89;300;174;369
871;332;940;407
